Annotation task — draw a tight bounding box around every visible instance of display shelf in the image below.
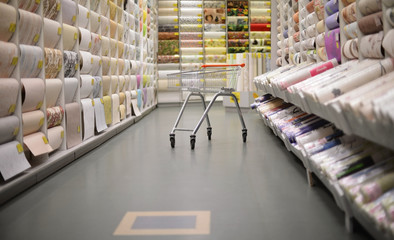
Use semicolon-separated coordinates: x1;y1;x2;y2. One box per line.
0;104;156;205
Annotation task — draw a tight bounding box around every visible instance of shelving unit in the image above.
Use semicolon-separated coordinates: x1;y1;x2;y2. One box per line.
0;0;158;205
254;0;394;239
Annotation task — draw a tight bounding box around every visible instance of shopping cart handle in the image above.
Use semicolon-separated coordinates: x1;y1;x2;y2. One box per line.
201;63;246;68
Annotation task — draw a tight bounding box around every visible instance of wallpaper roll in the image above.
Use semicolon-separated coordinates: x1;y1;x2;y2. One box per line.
359;0;382;16
21;78;44;113
250;1;270;8
90;33;101;56
228;16;248;25
228;39;249;47
250;24;271;32
326;12;340;30
46;106;64;128
306;12;319;26
110;38;117;58
118;92;125;105
22;110;44;136
158;40;179;55
159;1;178;8
181;40;203;48
341;0;355;6
180;16;203;25
383;29;394;57
136;75;141;89
317;47;328;61
90;55;101;76
181;8;203;17
62;24;78;51
79;27;92;51
43;0;60;20
111;94;120;125
158;32;179;40
93;98;107;132
90;11;100;33
79;51;92;74
307;25;317;38
204;24;225;32
118;76;125;92
47;126;64;151
125;91;131;116
342;39;359;59
137;89;142;110
250;16;271;24
19;45;44;78
316;33;325;46
109;0;116;20
324;28;341;63
0;115;19;145
130;75;137;90
102;76;110;96
18;9;42;45
228;32;249;39
250;9;270;17
24;131;54;157
0;3;16;42
0;140;31;180
80;99;94;140
250;31;270;39
293;32;300;42
387;8;394;27
0;78;18;117
325;0;339;15
46;79;62;107
62;0;77;26
117;41;124;57
44;48;62;78
80;75;94;98
111;76;118;93
205;47;226;55
360;31;384;59
110;20;117;39
203;32;224;39
101;36;110;56
182;55;204;63
0;42;18;78
110;57;116;75
358;11;383;35
64;78;78;103
65;102;81;149
43;18;61;48
117;24;123;40
101;0;109;15
181;47;203;55
101;56;110;75
78;5;89;29
101;16;109;36
204;9;225;24
158;24;179;32
250;38;270;47
93;76;102;98
343;22;359;39
205;55;226;63
158;55;180;64
341;2;356;24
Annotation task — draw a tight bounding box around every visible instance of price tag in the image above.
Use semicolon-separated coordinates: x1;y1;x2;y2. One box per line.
33;34;40;43
91;78;94;85
8;104;15;114
75;64;78;70
99;60;102;65
58;27;62;35
174;18;178;22
35;0;40;4
198;34;202;37
36;101;42;109
9;23;16;33
16;144;24;153
174;25;178;29
92;99;95;106
173;3;177;7
199;52;203;55
61;131;64;138
267;24;271;28
197;24;202;28
221;25;226;29
87;12;90;18
243;53;246;59
245;33;249;37
42;136;48;144
74;32;77;40
11;57;18;66
98;16;101;22
197;18;201;22
56;2;61;11
258;53;261;58
72;15;76;23
198;57;203;60
38;60;43;69
174;32;179;35
221;35;225;39
13;127;19;136
39;117;44;127
91;57;93;64
221;4;225;8
77;126;80;133
197;14;202;17
100;99;104;104
174;8;178;12
197;4;202;7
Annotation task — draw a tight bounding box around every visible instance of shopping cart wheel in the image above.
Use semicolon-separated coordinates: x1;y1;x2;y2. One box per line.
170;134;175;148
242;129;247;143
207;127;212;140
190;135;196;150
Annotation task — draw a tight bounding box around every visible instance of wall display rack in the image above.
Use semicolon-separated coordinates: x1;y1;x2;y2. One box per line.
0;0;158;205
253;0;394;239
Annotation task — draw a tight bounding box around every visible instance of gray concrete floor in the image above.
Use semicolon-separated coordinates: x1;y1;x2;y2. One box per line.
0;105;372;240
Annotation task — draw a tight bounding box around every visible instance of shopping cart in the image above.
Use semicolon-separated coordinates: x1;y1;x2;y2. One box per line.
168;64;247;149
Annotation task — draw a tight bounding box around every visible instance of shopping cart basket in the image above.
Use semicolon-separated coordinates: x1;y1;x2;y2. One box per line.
168;64;247;149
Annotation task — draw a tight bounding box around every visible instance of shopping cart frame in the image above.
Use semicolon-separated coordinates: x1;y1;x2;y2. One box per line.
168;64;247;149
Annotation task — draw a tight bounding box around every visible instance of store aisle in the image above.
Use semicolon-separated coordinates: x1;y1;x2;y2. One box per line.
0;105;370;240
